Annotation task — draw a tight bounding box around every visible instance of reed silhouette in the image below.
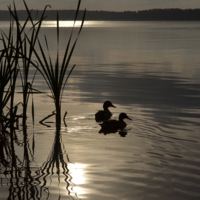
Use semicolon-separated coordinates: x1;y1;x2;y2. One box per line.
26;0;86;129
0;1;84;198
0;20;21;131
0;0;46;129
0;0;86;130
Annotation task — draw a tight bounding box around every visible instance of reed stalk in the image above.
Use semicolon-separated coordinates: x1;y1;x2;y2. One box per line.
1;0;85;129
7;0;50;127
26;0;86;128
0;19;19;131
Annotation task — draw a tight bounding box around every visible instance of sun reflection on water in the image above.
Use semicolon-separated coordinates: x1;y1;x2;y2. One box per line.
41;21;99;28
68;163;88;197
69;163;86;184
40;20;135;28
67;126;83;132
73;116;86;120
66;115;94;133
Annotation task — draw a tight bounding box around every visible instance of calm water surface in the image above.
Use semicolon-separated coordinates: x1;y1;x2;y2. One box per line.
1;21;200;200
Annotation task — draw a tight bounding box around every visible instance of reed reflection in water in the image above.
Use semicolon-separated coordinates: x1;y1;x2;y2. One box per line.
0;125;82;200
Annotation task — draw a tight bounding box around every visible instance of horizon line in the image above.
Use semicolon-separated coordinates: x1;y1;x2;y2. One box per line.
0;8;200;12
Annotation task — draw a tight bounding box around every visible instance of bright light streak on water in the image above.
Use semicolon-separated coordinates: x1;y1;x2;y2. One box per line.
40;20;116;27
68;163;87;185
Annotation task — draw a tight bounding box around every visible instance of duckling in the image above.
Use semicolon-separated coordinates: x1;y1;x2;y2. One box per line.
99;113;132;134
95;101;116;122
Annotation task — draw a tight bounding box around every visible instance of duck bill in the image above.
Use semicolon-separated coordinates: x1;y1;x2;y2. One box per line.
111;104;116;108
126;116;132;120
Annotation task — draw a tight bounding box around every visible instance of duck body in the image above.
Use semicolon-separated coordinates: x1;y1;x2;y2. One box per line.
95;101;116;122
99;113;132;134
95;110;112;122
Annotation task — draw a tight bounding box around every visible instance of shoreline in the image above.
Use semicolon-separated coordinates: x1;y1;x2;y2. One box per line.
0;9;200;21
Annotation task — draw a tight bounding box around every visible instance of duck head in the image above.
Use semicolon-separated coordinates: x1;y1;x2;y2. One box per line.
103;101;116;110
119;113;132;121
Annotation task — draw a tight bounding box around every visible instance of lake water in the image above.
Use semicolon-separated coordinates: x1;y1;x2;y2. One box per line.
1;21;200;200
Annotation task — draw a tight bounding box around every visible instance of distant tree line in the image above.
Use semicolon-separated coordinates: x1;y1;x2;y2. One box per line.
0;9;200;21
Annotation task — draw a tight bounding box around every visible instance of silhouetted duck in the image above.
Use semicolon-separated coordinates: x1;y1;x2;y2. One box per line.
95;101;116;122
99;113;132;134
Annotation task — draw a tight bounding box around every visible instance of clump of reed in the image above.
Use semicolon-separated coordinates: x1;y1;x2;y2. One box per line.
0;20;20;130
28;0;86;129
0;0;86;130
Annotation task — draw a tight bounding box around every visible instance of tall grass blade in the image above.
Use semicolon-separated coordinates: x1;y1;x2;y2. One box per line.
21;0;86;127
31;70;37;126
74;0;81;25
44;35;54;76
59;7;86;93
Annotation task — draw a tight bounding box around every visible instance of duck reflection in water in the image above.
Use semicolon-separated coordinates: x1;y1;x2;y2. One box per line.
99;113;132;136
95;101;116;122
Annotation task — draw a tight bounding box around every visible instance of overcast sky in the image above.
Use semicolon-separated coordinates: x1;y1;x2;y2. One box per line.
2;0;200;11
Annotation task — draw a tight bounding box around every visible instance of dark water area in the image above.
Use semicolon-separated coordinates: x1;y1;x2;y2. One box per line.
0;21;200;200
